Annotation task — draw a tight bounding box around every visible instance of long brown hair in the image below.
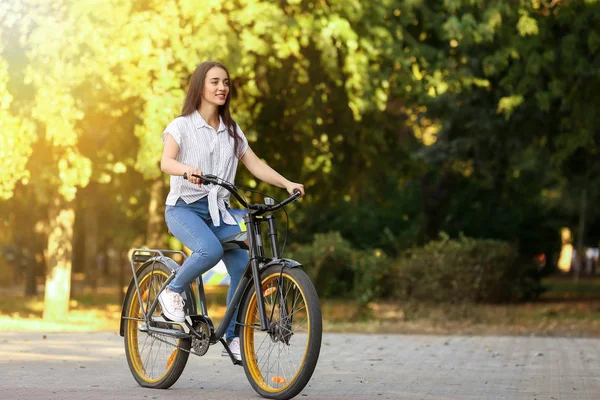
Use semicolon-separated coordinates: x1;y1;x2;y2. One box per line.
181;61;242;158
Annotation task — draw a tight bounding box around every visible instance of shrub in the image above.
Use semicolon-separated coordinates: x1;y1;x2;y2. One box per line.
288;232;390;304
390;234;543;303
289;232;355;298
350;249;391;306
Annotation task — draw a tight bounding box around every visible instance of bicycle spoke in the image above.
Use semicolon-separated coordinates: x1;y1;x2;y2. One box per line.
258;336;278;370
242;268;320;397
254;330;271;356
275;342;291;384
126;267;188;384
250;275;309;389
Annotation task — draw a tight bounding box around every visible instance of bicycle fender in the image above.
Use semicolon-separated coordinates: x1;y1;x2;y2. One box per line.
119;256;196;337
233;259;303;337
263;258;303;269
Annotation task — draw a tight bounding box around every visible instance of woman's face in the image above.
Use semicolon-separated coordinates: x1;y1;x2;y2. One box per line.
202;67;229;107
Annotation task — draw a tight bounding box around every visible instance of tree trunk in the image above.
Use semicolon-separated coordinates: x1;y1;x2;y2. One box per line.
146;179;165;248
26;225;48;297
575;187;587;282
11;187;42;297
25;261;37;296
84;191;99;290
43;197;75;321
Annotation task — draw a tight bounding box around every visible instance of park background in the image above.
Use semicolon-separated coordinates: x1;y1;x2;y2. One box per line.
0;0;599;336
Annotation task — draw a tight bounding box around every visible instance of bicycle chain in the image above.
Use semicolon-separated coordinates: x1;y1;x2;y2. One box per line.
145;326;207;357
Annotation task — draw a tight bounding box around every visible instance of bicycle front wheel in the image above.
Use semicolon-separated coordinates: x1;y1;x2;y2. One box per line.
239;265;322;400
123;260;191;389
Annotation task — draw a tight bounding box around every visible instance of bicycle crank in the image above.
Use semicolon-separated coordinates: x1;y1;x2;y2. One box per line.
191;321;210;356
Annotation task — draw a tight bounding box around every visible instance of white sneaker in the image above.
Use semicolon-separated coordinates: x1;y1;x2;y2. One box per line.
221;337;241;362
158;289;185;322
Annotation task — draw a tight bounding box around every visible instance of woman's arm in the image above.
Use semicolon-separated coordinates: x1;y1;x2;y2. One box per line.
240;147;305;195
161;133;202;185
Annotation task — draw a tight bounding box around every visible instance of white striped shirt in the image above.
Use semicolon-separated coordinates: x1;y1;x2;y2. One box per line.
162;110;249;227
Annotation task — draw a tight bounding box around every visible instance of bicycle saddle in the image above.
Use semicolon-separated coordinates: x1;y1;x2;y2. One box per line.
219;232;249;251
166;230;248;251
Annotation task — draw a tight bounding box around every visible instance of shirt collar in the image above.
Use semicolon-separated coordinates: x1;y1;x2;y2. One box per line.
194;110;227;133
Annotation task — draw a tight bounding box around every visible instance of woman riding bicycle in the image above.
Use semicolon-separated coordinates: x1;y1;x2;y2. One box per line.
159;61;305;362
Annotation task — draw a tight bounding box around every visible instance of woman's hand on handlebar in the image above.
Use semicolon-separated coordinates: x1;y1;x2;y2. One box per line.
284;181;305;197
184;167;202;186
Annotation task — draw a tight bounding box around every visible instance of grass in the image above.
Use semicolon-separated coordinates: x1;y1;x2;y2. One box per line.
0;275;599;336
541;275;600;299
0;287;122;332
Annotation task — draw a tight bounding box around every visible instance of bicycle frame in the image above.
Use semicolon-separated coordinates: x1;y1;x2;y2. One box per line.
199;210;301;341
120;182;303;349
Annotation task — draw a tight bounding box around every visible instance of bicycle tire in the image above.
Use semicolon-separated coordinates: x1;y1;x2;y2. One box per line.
239;264;322;400
123;260;191;388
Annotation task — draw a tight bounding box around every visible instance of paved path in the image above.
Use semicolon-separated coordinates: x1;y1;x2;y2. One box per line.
1;331;599;400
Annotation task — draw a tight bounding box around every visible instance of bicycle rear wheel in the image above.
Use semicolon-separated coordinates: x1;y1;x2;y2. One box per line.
123;260;191;388
239;265;322;400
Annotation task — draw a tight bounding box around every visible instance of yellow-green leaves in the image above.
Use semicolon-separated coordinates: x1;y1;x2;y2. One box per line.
486;10;502;31
32;90;82;147
412;63;424;81
0;117;34;199
0;29;35;200
57;149;92;201
20;1;93;200
497;95;524;119
134;91;183;179
517;12;539;36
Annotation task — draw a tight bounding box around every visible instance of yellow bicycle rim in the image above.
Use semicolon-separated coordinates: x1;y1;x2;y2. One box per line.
126;269;179;384
242;272;311;393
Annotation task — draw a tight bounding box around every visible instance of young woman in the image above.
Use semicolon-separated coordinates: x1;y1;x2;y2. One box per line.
159;61;304;361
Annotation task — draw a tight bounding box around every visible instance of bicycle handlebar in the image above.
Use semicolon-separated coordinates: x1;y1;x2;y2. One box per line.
183;173;301;215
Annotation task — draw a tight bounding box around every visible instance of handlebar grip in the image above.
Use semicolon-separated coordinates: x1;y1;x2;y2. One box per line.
199;174;217;184
183;173;217;184
182;173;299;212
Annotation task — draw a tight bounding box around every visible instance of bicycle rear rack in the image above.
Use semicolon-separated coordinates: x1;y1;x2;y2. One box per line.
127;248;188;318
128;248;211;326
130;248;188;264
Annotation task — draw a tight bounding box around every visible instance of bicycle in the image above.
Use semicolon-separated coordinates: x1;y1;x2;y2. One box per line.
119;174;322;400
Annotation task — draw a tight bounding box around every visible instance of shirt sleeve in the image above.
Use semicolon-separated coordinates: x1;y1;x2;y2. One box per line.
162;119;182;146
236;124;249;158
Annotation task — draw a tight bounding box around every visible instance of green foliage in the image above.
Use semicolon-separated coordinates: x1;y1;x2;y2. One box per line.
350;248;391;306
388;0;600;250
297;179;423;255
1;0;600;307
289;232;354;298
391;235;543;303
289;232;390;305
0;59;34;200
516;12;539;37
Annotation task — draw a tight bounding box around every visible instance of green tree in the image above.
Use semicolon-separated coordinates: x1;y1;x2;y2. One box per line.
380;0;600;253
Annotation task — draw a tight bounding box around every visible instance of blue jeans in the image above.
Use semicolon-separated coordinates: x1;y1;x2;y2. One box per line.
165;197;248;341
